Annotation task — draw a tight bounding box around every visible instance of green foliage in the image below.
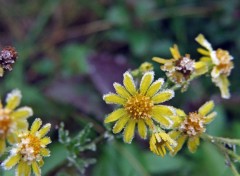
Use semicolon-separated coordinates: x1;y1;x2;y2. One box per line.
60;44;90;76
0;0;240;175
58;123;96;175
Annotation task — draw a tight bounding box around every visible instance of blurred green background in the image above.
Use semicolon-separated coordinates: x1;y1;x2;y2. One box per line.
0;0;240;175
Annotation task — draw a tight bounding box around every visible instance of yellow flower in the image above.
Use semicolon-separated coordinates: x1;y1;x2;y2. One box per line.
153;45;208;91
169;101;217;155
1;118;51;176
0;89;33;155
149;131;176;157
103;71;176;143
131;62;153;78
195;34;234;99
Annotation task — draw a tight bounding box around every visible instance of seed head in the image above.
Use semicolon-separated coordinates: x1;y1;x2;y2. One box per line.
0;46;18;71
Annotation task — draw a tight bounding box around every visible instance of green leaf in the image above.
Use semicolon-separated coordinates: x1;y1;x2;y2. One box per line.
33;58;55;75
58;122;96;174
93;141;148;176
58;122;70;144
129;31;152;57
42;142;68;175
195;142;232;176
106;6;130;26
142;152;187;174
61;44;90;76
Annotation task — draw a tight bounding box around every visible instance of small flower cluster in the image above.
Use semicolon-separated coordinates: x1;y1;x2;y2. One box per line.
102;34;232;157
153;34;234;98
0;90;51;176
103;71;217;157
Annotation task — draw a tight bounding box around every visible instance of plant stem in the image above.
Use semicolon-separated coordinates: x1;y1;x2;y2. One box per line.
201;133;240;175
206;135;240;146
225;154;240;176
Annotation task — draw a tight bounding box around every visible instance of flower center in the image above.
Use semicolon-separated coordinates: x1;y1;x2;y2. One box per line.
175;56;194;79
179;112;205;136
0;109;11;137
125;94;153;119
215;49;233;76
19;133;41;162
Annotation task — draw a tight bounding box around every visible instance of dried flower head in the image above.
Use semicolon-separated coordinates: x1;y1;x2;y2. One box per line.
1;118;51;176
149;131;176;157
153;45;207;91
103;71;176;143
195;34;234;99
169;101;217;155
0;89;33;155
0;46;18;72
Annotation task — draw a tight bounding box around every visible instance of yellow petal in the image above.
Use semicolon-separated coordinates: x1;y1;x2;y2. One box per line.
113;83;131;98
200;56;212;63
40;148;50;157
213;75;230;99
112;116;130;134
0;67;4;77
171;135;187;156
123;72;137;95
37;123;51;138
169;115;183;128
38;159;44;167
152;90;174;104
152;57;169;64
197;48;210;56
0;139;6;155
210;51;220;65
168;131;181;139
149;135;157;151
211;67;220;78
176;109;186;116
152;105;176;117
123;120;136;143
40;137;52;146
16;161;31;176
16;120;28;130
195;34;213;51
160;145;167;157
146;78;164;97
0;100;3;109
187;137;200;153
11;107;33;120
16;161;24;176
198;100;214;116
139;72;154;95
204;112;217;124
104;108;126;123
138;120;147;139
151;112;173;128
144;118;155;130
170;45;181;59
5;89;22;110
7;133;17;144
30;118;42;134
103;93;126;105
2;154;21;170
32;161;41;176
194;61;208;76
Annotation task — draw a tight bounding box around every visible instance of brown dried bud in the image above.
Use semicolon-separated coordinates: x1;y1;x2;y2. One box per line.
0;46;18;71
